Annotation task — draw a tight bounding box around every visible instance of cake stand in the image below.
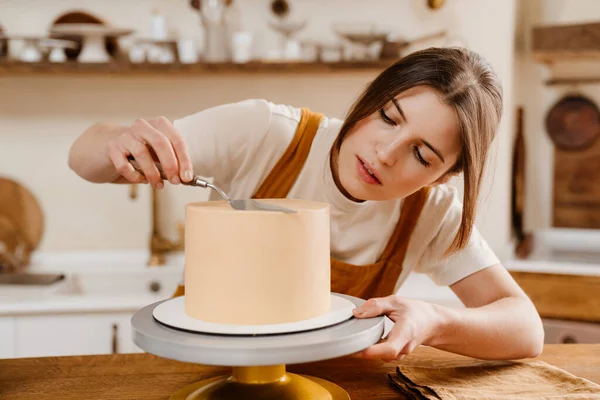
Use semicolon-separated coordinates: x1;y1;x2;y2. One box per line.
49;23;134;63
131;293;385;399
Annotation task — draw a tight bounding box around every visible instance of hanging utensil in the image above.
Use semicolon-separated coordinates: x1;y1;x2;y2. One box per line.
127;156;296;213
511;107;533;259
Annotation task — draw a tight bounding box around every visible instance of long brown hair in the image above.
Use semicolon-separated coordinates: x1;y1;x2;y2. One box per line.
332;47;503;256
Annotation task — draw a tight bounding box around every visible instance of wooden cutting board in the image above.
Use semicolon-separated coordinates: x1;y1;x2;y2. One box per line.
0;177;44;268
553;140;600;228
550;95;600;229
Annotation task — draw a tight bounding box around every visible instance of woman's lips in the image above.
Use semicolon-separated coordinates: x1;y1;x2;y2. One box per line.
356;156;382;185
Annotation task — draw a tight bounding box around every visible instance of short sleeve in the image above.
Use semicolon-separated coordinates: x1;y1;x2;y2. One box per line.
173;99;272;183
414;186;500;286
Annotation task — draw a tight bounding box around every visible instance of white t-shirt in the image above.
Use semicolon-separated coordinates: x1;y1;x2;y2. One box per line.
173;99;500;291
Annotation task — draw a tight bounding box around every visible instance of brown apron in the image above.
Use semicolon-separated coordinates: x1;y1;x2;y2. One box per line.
172;108;430;299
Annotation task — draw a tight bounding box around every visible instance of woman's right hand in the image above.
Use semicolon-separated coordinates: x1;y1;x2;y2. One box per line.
106;116;194;189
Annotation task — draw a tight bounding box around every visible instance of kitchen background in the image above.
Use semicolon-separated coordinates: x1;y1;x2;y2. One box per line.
0;0;599;358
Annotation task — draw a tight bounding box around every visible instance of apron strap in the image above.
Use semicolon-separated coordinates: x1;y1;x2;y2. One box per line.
253;109;324;199
371;186;430;297
331;187;430;299
380;187;431;264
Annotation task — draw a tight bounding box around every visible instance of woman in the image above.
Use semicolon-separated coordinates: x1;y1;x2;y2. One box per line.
68;47;544;362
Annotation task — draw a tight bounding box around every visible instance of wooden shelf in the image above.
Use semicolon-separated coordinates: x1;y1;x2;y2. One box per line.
534;51;600;65
0;59;397;76
532;21;600;65
544;76;600;86
532;22;600;85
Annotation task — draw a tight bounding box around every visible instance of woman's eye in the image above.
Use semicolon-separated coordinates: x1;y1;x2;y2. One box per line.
379;108;396;126
413;146;431;167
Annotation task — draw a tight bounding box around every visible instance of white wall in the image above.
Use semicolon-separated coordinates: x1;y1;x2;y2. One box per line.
0;0;517;262
514;0;600;232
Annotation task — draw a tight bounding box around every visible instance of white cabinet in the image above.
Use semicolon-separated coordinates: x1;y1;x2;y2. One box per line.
0;252;182;359
13;312;143;358
0;317;15;358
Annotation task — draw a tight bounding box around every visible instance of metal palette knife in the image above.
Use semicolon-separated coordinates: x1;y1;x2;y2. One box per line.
127;156;296;213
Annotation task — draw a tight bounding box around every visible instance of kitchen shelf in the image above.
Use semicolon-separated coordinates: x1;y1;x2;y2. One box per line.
532;21;600;85
532;21;600;65
0;59;397;76
533;51;600;65
544;76;600;86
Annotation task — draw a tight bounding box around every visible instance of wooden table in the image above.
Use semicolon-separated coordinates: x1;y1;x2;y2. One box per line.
0;344;598;399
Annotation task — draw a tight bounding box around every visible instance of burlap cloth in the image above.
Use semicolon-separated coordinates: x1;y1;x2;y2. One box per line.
388;360;600;399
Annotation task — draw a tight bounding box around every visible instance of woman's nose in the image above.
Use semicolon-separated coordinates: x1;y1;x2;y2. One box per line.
376;137;403;167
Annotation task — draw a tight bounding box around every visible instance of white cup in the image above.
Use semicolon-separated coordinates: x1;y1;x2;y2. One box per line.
19;40;42;63
231;31;253;63
49;47;67;63
177;38;199;64
129;44;146;64
284;39;302;61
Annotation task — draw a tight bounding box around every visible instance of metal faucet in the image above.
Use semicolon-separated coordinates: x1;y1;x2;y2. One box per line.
0;242;25;273
130;185;184;266
0;216;30;273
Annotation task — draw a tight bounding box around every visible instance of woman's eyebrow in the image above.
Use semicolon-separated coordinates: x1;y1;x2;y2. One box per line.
391;98;407;122
422;140;445;163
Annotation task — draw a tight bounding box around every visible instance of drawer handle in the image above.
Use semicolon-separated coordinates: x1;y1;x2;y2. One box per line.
561;335;577;344
112;324;119;354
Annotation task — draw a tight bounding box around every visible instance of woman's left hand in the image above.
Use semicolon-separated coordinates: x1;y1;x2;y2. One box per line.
352;295;446;362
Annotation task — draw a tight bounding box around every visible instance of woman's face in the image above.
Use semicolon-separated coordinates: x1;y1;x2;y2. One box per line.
335;86;462;202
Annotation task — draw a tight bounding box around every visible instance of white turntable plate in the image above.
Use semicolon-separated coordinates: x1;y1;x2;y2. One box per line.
152;294;356;336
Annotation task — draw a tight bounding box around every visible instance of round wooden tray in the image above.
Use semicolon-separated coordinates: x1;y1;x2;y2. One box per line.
545;94;600;151
0;177;44;267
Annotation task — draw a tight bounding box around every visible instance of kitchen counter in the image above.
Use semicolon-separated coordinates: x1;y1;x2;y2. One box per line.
0;344;598;399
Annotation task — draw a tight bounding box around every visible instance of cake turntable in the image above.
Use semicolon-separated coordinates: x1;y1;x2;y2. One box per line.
131;293;385;399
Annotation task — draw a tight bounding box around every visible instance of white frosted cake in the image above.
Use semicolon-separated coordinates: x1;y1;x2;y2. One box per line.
184;199;331;325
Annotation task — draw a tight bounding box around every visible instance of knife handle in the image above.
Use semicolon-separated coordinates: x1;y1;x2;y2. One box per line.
126;155;209;187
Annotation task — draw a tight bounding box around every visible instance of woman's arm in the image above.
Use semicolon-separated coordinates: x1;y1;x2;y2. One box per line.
69;99;276;190
438;263;544;358
68;121;128;183
353;264;544;361
68;117;193;188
